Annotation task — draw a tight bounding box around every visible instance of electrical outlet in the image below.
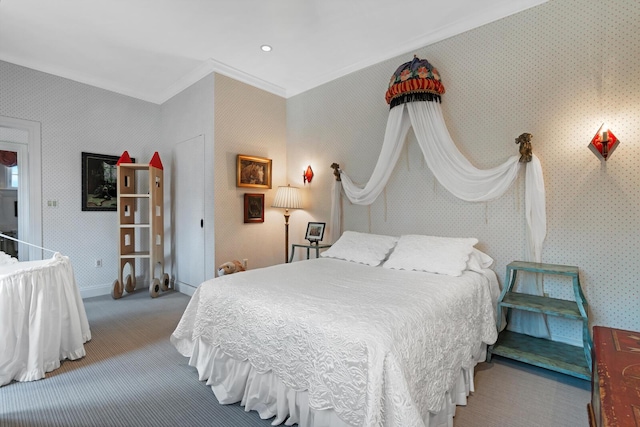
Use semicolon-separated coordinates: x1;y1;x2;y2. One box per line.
242;259;248;269
95;259;102;268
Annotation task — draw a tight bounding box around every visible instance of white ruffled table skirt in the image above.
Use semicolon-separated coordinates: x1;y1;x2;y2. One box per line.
172;336;483;427
0;253;91;386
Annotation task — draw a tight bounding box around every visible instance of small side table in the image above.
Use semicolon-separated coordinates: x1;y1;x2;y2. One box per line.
289;243;332;263
487;261;592;380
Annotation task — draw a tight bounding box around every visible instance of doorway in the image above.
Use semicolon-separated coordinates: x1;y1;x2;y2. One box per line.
0;116;42;261
172;135;206;291
0;144;22;258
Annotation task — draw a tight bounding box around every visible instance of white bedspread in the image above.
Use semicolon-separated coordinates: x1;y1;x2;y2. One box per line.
171;258;498;426
0;253;91;386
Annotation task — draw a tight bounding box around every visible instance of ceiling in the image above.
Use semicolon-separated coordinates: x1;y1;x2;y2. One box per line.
0;0;546;104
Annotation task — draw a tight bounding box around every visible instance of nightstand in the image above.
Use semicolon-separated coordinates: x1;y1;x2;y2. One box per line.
289;243;331;262
487;261;592;380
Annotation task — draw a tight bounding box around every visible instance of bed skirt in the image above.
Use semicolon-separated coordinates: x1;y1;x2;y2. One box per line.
173;337;484;427
0;253;91;386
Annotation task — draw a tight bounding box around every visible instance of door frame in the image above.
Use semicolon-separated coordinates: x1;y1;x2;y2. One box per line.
0;116;42;260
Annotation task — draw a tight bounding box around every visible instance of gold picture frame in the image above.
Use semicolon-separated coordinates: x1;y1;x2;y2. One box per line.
237;154;272;189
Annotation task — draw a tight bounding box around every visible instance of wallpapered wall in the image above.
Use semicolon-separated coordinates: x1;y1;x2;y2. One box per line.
0;60;162;296
0;61;285;295
287;0;640;343
214;74;288;270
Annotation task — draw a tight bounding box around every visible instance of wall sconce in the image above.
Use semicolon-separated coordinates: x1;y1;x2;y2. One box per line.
303;165;314;184
589;124;619;161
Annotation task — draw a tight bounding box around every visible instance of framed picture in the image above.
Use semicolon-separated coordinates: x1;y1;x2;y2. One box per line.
305;222;326;243
82;152;133;211
237;154;272;189
244;193;265;223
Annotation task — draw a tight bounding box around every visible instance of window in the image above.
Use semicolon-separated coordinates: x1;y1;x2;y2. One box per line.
10;165;18;188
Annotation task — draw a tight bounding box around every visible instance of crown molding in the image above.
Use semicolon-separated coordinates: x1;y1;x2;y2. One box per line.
0;55;286;105
0;54;160;103
155;58;287;104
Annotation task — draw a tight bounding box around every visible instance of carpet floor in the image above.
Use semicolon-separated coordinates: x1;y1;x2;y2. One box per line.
0;290;590;426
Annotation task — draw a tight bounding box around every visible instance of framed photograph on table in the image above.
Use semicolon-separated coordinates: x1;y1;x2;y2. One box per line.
237;155;272;189
305;222;326;243
244;193;264;223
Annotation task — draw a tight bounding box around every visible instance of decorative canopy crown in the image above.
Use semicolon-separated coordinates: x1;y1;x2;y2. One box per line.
385;55;445;109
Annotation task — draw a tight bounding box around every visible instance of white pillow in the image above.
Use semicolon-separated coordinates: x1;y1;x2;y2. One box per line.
320;231;398;266
382;234;479;276
467;248;494;273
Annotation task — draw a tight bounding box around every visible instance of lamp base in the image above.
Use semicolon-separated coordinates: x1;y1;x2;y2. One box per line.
284;212;290;263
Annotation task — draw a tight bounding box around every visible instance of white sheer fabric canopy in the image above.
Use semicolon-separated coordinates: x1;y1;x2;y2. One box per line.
330;100;549;337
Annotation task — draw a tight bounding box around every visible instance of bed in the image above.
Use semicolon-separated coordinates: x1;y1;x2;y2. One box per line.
171;232;500;426
0;251;91;386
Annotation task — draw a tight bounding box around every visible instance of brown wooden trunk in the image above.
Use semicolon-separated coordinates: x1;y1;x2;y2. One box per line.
589;326;640;426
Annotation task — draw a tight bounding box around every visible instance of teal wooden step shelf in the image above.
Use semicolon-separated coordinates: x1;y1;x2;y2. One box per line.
487;261;592;380
490;330;591;380
500;293;583;320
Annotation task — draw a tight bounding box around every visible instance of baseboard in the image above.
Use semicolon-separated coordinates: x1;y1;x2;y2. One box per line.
174;281;197;297
80;283;112;299
80;281;197;299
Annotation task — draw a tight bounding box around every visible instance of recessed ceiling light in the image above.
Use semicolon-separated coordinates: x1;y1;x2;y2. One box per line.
261;45;272;52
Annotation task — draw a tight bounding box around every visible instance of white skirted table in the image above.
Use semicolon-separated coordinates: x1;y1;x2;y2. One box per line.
0;253;91;386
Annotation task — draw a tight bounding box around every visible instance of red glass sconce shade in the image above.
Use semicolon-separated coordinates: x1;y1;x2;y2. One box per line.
589;124;619;161
303;165;314;184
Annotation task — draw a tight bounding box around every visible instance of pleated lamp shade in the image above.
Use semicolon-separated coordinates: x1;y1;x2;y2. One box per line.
272;185;303;210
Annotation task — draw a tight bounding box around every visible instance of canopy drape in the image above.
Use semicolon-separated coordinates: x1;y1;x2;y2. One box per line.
329;100;548;337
